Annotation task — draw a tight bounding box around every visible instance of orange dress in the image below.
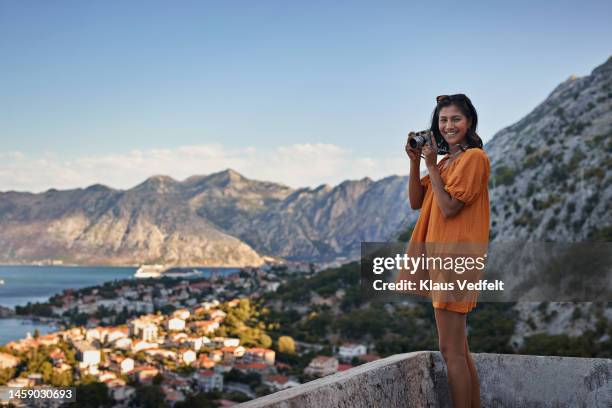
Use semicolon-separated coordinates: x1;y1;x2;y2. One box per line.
409;148;490;313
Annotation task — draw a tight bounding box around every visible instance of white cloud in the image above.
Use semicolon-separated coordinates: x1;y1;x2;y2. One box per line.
0;144;409;193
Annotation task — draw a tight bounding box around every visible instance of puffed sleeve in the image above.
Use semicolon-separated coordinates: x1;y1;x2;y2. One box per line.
444;149;489;205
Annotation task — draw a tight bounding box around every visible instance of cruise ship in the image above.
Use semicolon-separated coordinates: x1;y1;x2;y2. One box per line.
134;265;167;279
134;265;204;279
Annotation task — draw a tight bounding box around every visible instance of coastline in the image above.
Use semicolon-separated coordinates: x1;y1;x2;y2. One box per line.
0;261;264;268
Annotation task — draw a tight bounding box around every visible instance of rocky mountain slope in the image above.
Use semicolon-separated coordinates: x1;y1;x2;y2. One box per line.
484;56;612;347
0;175;265;266
487;56;612;241
0;170;415;266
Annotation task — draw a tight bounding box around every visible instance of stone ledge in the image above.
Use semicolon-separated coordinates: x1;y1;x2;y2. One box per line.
237;352;612;408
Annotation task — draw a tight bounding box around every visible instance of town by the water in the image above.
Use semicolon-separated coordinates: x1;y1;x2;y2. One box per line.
0;261;380;407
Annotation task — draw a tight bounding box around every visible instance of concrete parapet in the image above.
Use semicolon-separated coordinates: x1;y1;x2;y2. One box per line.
236;351;611;408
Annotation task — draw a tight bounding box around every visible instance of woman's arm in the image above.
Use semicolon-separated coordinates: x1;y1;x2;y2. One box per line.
426;164;465;218
405;136;424;209
408;158;425;209
422;140;464;218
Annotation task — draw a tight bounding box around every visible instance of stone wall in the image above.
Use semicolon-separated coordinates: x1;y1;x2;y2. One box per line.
237;351;611;408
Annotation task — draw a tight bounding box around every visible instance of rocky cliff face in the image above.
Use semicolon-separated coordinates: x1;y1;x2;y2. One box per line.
0;175;266;267
0;170;415;265
484;56;612;345
487;56;612;241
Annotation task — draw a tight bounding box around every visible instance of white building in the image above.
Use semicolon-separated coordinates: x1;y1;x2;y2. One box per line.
194;370;223;392
180;349;197;366
338;343;367;362
132;341;158;352
129;317;159;342
200;300;220;310
74;341;101;366
167;317;186;331
184;336;204;351
112;337;133;350
111;357;135;374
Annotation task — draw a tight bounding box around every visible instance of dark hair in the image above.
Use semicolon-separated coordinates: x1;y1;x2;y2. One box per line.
430;94;483;151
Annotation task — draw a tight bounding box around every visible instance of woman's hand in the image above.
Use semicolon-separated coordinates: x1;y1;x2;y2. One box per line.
405;133;422;162
422;137;438;169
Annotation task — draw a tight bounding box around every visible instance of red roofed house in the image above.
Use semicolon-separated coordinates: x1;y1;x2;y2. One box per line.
304;356;338;377
221;346;245;362
134;366;159;384
0;352;19;369
196;355;215;369
243;347;276;365
263;374;300;391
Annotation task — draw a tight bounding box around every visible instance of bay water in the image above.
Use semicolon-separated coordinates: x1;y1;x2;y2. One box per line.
0;265;238;345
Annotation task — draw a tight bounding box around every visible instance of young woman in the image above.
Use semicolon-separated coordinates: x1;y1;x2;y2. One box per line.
405;94;490;408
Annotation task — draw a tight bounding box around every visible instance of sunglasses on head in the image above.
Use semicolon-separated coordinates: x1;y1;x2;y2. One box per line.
436;94;470;103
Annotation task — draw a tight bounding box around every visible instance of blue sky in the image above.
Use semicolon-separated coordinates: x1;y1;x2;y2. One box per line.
1;1;611;191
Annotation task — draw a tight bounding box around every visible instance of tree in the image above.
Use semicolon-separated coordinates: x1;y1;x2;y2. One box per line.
277;336;296;354
51;369;73;387
0;368;15;385
74;381;113;408
174;393;216;408
135;384;165;408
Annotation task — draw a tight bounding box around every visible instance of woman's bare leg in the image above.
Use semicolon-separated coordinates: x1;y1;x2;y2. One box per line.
434;308;471;408
464;334;481;408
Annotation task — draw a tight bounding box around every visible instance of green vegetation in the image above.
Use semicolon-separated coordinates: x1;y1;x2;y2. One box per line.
513;210;537;231
567;148;586;172
15;302;53;317
133;384;165;408
520;329;610;358
587;225;612;242
564;121;589;136
546;217;558;231
492;165;517;186
468;303;518;353
548;164;569;183
277;336;296;354
216;298;272;348
584;167;605;180
175;393;218;408
74;380;113;407
225;369;262;390
0;368;15;385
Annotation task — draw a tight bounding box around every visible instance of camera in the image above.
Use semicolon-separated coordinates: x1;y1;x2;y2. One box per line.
407;130;449;155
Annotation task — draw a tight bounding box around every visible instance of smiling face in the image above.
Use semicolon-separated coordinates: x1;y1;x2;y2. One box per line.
438;104;471;146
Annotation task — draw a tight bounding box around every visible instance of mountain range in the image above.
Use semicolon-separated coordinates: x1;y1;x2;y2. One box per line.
1;56;610;266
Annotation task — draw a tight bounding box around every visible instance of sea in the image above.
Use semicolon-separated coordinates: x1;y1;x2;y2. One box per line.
0;265;239;345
